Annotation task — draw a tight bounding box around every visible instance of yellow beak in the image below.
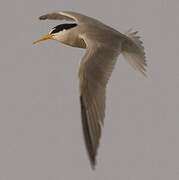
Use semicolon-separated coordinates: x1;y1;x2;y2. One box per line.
33;34;53;44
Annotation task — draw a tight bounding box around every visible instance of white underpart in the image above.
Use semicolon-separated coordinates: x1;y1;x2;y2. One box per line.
50;29;69;43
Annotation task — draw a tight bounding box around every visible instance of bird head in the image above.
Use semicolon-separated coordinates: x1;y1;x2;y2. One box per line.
34;23;77;44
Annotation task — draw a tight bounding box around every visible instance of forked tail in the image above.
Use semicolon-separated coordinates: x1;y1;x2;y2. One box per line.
122;29;147;77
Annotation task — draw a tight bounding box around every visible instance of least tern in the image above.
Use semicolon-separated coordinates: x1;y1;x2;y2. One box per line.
34;11;147;169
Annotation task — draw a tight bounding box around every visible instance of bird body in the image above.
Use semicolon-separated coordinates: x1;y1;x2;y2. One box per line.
34;11;147;169
50;22;124;49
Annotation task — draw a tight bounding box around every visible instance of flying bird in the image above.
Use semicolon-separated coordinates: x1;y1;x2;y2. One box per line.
34;11;147;169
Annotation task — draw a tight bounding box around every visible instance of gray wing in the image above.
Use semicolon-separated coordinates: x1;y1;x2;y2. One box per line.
39;11;101;24
78;36;120;168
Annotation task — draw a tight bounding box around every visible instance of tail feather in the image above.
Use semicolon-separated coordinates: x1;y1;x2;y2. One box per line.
122;29;147;77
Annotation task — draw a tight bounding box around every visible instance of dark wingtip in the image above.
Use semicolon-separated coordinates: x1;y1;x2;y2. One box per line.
91;164;96;170
80;96;97;170
90;152;96;170
39;15;47;20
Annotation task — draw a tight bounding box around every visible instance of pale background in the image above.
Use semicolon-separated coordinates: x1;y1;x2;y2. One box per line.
0;0;178;179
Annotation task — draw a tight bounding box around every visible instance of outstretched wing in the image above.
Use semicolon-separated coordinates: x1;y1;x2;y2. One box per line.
78;35;120;168
39;11;101;24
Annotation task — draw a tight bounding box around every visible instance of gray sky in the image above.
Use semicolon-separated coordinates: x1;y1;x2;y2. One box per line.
0;0;178;179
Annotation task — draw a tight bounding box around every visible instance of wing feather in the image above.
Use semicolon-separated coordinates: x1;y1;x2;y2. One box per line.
39;11;101;24
78;39;120;168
